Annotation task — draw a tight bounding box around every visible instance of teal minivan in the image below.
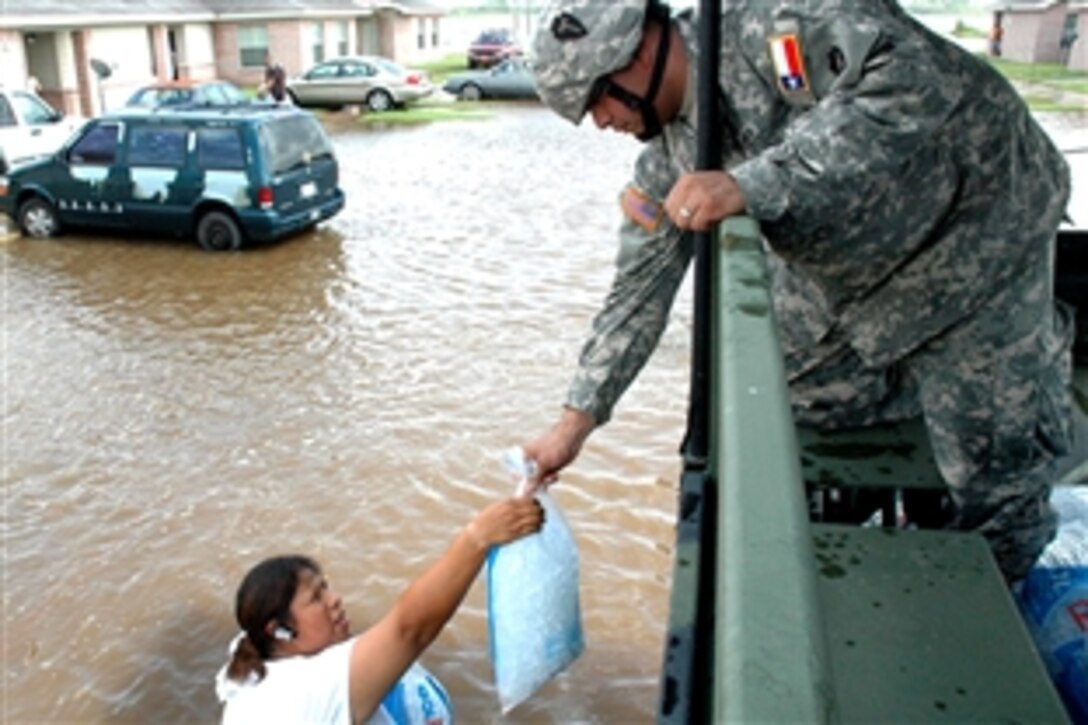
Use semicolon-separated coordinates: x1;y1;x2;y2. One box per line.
0;104;344;251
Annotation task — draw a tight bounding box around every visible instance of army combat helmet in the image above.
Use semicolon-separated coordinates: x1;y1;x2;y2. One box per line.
532;0;673;138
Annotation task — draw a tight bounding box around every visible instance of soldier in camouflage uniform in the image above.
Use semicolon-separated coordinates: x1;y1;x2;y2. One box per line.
522;0;1073;581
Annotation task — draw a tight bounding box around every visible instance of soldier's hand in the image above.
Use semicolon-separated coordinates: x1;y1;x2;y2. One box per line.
665;171;747;231
521;407;595;495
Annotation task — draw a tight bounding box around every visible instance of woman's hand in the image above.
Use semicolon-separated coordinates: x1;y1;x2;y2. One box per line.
469;497;545;549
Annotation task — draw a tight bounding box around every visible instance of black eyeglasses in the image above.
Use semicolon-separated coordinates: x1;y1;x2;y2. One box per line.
586;76;643;115
584;76;612;113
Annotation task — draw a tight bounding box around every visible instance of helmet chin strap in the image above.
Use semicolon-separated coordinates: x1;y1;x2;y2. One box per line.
602;15;672;141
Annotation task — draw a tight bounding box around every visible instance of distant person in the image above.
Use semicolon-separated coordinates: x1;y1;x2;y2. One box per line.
990;21;1004;57
1059;24;1078;66
25;76;42;95
260;55;288;103
215;496;543;723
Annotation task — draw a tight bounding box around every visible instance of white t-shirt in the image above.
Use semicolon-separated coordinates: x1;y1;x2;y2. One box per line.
216;637;453;725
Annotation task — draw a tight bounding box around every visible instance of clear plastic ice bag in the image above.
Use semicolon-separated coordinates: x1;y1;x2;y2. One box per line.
486;449;585;714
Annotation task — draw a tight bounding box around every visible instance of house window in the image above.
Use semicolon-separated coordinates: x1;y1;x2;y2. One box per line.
431;18;440;47
417;18;425;50
336;21;349;57
311;22;325;65
238;25;268;68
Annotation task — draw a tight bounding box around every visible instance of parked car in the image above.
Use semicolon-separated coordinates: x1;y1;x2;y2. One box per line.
0;86;85;174
0;104;344;251
286;56;434;112
442;57;538;101
467;28;521;69
124;79;248;108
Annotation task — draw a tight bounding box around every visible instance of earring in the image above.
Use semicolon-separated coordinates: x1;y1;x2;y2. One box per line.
273;625;294;641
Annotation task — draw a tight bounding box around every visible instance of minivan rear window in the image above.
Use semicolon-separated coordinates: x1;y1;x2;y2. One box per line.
258;115;334;175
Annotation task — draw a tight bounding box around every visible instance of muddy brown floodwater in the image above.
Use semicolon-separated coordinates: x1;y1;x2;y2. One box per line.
3;105;688;723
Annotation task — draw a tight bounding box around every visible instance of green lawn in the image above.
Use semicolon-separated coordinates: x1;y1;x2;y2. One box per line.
418;54;472;86
981;56;1088;112
952;21;988;39
1020;95;1088;113
357;103;493;126
986;57;1088;91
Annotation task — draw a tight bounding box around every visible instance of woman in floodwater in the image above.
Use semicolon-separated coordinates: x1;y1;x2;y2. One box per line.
215;496;543;724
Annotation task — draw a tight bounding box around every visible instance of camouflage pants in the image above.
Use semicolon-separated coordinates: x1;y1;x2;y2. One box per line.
784;248;1074;581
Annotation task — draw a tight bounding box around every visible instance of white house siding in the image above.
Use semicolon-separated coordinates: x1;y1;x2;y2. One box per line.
381;13;443;65
178;23;217;80
86;26;156;109
1069;9;1088;70
302;19;358;66
0;30;31;89
356;17;380;55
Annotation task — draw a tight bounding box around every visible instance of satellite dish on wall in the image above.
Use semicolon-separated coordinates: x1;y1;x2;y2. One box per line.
89;58;112;79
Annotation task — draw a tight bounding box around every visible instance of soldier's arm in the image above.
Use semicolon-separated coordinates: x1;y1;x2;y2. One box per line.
567;143;692;425
728;12;964;237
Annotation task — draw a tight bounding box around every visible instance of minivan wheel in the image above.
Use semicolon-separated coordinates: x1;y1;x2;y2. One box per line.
18;196;61;238
366;90;394;113
196;210;243;252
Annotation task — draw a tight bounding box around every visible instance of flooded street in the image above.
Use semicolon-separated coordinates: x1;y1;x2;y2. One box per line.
3;106;688;722
4;99;1086;722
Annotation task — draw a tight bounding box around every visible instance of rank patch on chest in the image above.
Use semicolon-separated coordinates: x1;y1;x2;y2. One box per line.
768;32;810;97
620;184;663;233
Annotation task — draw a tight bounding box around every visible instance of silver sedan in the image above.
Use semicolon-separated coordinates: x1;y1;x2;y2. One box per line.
286;56;434;112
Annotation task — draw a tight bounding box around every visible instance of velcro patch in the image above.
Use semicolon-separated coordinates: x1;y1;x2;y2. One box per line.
552;13;587;40
619;184;663;233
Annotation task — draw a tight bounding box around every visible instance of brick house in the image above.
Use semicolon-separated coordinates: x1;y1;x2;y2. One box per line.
0;0;446;117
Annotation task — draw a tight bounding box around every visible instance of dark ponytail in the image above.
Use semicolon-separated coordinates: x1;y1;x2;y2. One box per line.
225;555;321;684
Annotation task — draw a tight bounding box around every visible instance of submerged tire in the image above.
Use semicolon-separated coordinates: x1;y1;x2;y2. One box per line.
196;210;243;252
17;196;61;238
459;84;483;102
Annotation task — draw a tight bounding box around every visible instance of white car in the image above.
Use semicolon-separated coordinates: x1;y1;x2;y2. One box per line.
0;87;84;173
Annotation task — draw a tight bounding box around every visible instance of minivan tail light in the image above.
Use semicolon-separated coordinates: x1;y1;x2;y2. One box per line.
257;186;274;209
406;73;421;85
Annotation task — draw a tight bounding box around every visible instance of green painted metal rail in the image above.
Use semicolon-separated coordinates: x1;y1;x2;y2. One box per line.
712;217;833;721
657;218;1070;723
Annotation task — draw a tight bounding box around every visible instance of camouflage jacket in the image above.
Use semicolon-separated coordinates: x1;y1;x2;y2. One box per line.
566;0;1070;425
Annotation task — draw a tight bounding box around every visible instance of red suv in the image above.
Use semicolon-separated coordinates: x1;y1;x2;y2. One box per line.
467;29;520;69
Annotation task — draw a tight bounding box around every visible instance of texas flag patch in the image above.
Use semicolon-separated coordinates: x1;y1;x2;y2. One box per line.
620;184;664;233
768;32;809;95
